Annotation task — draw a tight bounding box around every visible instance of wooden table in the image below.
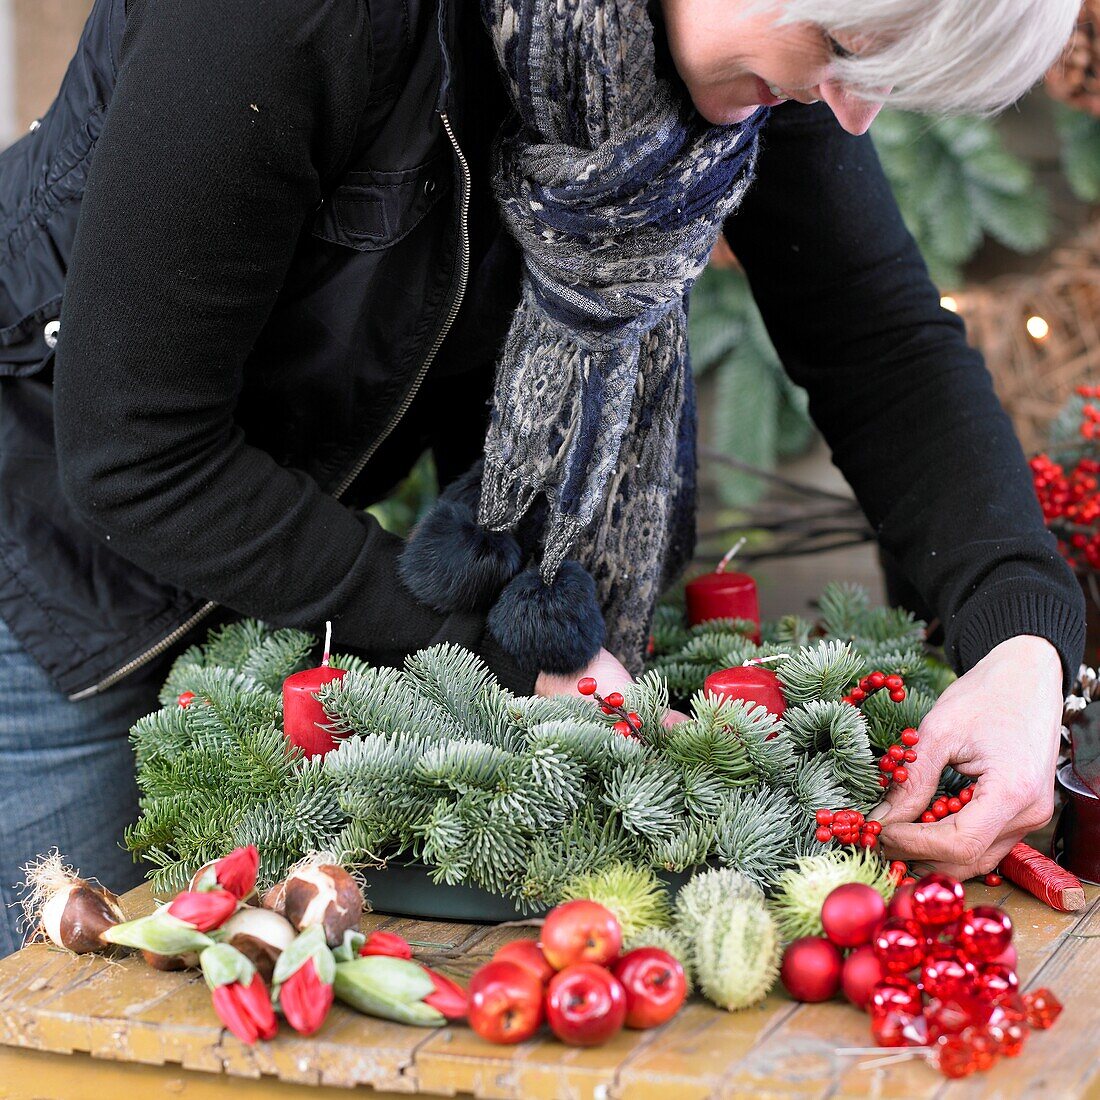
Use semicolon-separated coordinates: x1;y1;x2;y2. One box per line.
1;879;1098;1099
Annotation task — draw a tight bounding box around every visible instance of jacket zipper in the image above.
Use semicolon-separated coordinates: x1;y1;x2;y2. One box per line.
67;112;473;702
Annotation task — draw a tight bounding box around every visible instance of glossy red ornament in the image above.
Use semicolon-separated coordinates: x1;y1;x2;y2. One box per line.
976;963;1018;999
924;993;992;1039
933;1030;995;1078
911;873;965;929
868;976;921;1017
779;937;843;1002
841;945;885;1010
887;882;917;922
821;883;886;949
987;1018;1029;1057
871;1009;928;1048
1023;988;1063;1030
872;918;925;974
921;953;978;1000
684;567;760;640
956;906;1013;963
703;664;786;718
991;943;1018;971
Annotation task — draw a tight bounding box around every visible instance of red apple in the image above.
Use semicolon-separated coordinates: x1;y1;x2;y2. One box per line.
467;961;545;1044
493;939;555;985
539;900;622;970
841;944;886;1010
546;963;628;1046
611;948;687;1029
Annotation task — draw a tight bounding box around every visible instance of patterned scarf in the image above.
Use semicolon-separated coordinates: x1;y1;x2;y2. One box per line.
478;0;767;671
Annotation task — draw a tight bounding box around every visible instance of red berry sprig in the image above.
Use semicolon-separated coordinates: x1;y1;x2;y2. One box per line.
814;808;882;849
178;691;196;709
576;677;642;737
918;784;974;823
876;727;920;789
842;670;907;707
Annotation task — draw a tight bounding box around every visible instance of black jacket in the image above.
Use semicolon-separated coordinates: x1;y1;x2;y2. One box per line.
0;0;1085;701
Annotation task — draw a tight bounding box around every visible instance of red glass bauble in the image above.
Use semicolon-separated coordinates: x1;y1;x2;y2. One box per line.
872;1009;928;1048
976;963;1018;1000
991;943;1018;971
925;993;994;1040
956;906;1013;963
869;976;922;1017
887;882;917;922
1023;988;1064;1030
911;873;966;929
921;953;978;1000
987;1019;1029;1057
821;883;886;949
703;665;786;718
841;945;885;1010
779;937;843;1002
872;918;925;974
933;1032;989;1079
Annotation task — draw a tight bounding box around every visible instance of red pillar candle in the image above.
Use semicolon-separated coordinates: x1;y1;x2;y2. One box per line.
282;622;347;758
704;662;787;718
684;542;760;641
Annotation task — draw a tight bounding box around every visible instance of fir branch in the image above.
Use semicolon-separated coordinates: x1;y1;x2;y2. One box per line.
764;615;816;648
602;761;685;839
861;688;936;752
713;787;797;889
777;641;863;704
648;820;717;873
816;582;870;638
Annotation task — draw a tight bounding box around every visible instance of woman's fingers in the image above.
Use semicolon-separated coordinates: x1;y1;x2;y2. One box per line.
873;717;952;826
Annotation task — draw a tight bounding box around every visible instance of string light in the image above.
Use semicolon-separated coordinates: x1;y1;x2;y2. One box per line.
1026;315;1050;341
940;295;958;312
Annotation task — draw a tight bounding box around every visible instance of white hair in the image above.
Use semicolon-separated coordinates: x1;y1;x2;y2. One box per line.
774;0;1080;114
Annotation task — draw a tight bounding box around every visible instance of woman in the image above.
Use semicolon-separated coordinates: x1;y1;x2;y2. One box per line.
0;0;1082;954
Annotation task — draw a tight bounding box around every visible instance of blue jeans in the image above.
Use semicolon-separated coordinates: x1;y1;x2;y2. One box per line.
0;616;166;957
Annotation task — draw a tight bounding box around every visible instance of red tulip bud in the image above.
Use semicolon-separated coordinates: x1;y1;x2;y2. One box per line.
278;956;335;1036
421;966;467;1019
189;846;260;900
167;889;238;932
360;930;413;959
211;975;279;1045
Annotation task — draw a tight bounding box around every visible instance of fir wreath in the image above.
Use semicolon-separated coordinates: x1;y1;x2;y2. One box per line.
125;584;954;909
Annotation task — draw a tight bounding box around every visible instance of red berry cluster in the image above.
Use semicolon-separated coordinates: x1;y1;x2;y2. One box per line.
842;670;907;707
876;727;920;789
918;784;974;823
814;808;882;849
781;875;1065;1080
576;677;642;737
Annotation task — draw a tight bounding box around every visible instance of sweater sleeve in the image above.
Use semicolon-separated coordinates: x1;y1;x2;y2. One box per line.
723;102;1085;689
53;0;535;694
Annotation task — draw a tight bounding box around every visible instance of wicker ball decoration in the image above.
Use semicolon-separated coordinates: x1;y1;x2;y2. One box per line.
948;221;1100;454
1047;2;1100;116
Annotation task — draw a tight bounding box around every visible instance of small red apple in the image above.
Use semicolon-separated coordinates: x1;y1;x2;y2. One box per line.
611;948;687;1029
493;939;555;985
546;963;628;1046
539;900;622;971
467;961;545;1044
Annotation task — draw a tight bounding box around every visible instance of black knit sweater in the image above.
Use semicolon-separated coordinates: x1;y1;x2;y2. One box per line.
54;0;1085;692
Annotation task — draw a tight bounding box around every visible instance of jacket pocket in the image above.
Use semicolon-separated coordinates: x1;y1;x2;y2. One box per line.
0;296;62;377
311;152;451;252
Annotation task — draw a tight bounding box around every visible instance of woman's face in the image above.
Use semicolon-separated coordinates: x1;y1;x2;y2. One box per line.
659;0;886;135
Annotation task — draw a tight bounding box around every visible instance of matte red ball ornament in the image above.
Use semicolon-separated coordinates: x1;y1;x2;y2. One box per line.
821;883;887;949
956;906;1013;963
911;873;965;929
887;882;917;922
872;918;926;974
779;937;843;1003
841;945;886;1010
703;664;787;719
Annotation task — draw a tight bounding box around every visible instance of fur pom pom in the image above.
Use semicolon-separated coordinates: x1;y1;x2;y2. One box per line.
399;499;523;613
488;562;605;674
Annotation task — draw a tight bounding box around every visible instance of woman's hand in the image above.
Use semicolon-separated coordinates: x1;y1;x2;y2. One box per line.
877;636;1063;880
535;648;690;726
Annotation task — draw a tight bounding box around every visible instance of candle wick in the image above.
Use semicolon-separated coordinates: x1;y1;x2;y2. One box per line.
322;620;333;668
744;654;789;667
716;538;747;575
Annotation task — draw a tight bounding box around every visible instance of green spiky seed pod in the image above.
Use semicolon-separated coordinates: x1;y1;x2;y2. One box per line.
559;863;671;938
692;897;780;1012
674;867;762;939
768;849;896;943
623;925;696;995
